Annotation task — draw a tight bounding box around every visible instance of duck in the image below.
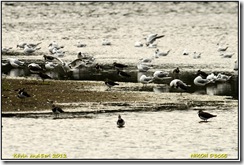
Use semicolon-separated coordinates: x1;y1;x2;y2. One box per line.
117;115;125;127
198;110;217;121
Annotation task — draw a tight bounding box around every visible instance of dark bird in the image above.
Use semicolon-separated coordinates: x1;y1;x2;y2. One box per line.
198;110;217;121
173;67;180;79
145;34;165;46
113;62;128;70
105;79;119;90
37;72;52;82
47;99;64;118
117;115;125;127
52;104;64;118
197;70;208;79
17;88;31;100
95;63;103;72
117;70;131;78
43;55;56;61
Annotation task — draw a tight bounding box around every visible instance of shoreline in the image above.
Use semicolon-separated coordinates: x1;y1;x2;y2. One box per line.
2;78;238;117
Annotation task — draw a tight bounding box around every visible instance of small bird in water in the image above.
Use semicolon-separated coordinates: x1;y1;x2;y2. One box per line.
198;110;217;122
117;115;125;127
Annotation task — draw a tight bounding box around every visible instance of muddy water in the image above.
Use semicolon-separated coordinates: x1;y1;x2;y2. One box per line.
2;108;238;159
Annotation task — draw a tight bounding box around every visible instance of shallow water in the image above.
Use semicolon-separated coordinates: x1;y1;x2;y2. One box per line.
2;108;238;159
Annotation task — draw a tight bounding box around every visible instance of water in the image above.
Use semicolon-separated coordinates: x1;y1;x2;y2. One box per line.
2;109;238;159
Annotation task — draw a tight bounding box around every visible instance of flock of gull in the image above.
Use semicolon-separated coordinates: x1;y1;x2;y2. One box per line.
2;33;237;124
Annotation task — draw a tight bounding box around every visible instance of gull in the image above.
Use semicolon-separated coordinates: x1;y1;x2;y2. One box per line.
77;52;95;62
44;62;58;71
139;57;153;63
220;52;234;58
198;110;217;122
193;52;201;59
193;75;213;86
155;49;171;56
28;63;43;73
7;58;25;68
74;41;87;48
17;42;28;49
24;44;41;54
102;39;111;46
216;73;232;82
170;79;191;92
2;47;13;53
217;43;228;51
52;48;65;57
145;34;164;46
117;115;125;127
105;79;119;90
206;73;217;83
68;59;87;69
17;42;41;49
139;75;153;85
134;41;143;47
148;43;157;48
153;70;169;80
137;62;152;72
48;41;64;54
182;49;189;55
